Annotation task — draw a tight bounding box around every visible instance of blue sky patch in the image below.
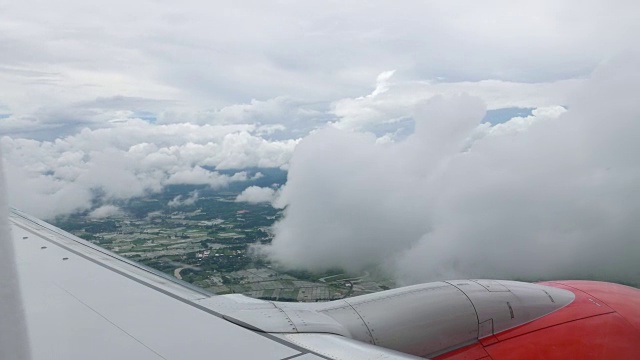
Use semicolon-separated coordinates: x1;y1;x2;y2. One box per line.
483;107;534;125
134;111;157;123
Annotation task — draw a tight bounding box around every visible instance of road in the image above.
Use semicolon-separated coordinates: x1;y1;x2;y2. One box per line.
318;271;370;283
318;273;344;283
174;267;184;280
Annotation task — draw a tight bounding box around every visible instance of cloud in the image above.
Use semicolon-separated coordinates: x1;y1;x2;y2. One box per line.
1;1;637;138
331;70;580;132
168;190;199;207
235;186;277;204
258;54;640;286
88;205;123;219
1;121;298;219
165;167;248;187
470;105;567;141
3;160;94;219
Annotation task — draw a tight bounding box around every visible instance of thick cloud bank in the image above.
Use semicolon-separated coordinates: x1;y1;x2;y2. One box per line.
260;56;640;285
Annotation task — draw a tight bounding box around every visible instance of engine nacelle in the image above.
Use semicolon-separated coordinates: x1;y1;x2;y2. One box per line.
222;280;574;357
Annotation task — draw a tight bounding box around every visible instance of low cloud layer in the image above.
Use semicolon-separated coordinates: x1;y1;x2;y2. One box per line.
236;186;277;204
88;205;123;219
2;69;578;221
168;191;200;207
2;121;297;219
259;55;640;285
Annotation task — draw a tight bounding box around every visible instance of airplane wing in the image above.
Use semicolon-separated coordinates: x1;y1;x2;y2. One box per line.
7;209;421;360
5;209;640;359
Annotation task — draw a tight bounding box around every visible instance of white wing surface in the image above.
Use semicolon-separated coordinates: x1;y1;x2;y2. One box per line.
7;209;420;360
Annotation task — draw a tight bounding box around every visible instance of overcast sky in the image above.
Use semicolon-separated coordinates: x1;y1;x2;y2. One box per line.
1;1;639;284
1;1;635;136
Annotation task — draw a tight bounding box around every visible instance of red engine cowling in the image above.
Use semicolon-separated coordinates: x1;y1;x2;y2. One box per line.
436;280;640;360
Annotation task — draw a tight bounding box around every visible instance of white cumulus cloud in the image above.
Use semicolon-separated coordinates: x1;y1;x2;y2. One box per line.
1;121;298;219
88;205;123;219
235;186;277;204
168;191;200;207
